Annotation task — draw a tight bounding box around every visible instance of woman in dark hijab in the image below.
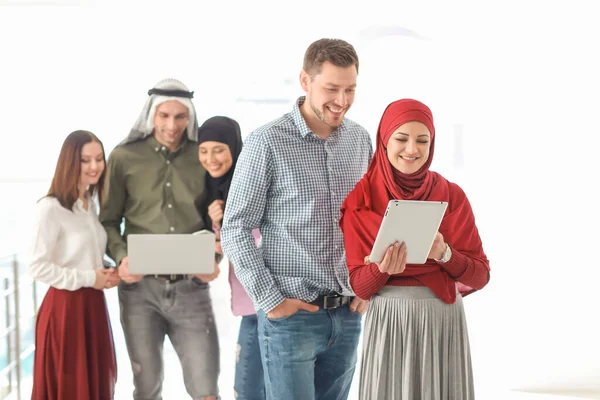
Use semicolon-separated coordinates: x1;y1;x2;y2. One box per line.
198;116;265;400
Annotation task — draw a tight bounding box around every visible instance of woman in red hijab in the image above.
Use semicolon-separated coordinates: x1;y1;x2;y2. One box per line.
340;99;490;399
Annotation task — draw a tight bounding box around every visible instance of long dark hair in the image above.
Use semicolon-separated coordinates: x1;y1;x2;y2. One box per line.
47;130;106;210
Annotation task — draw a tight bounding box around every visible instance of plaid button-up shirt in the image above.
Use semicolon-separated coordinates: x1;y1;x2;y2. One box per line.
221;97;372;312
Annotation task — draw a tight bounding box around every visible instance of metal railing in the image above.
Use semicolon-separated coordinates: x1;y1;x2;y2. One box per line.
0;254;38;400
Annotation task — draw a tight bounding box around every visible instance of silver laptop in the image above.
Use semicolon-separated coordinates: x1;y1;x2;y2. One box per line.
127;230;216;275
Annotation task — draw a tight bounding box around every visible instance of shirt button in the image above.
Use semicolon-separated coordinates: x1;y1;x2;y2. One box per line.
331;191;335;196
161;146;166;151
155;147;160;152
168;204;173;209
170;227;175;232
166;160;171;165
166;182;171;187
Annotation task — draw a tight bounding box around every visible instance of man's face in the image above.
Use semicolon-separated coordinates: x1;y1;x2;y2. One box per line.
153;100;189;150
300;61;357;133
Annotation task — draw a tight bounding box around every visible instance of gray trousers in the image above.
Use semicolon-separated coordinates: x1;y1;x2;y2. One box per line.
118;276;219;400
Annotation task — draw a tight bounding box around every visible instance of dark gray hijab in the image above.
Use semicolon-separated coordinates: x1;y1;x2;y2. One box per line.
197;116;243;210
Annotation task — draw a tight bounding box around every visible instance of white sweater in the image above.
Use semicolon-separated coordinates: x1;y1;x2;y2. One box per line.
28;196;107;291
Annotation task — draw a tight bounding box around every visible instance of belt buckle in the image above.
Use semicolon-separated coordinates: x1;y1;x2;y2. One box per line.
323;293;342;309
154;274;179;283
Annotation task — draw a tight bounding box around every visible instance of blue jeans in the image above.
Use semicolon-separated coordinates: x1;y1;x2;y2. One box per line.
234;314;265;399
257;305;362;400
118;276;220;400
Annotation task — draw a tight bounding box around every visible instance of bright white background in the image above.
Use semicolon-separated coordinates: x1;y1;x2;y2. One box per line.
1;0;599;399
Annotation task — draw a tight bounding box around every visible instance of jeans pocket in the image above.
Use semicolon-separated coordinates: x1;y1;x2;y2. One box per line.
265;309;304;322
266;315;291;322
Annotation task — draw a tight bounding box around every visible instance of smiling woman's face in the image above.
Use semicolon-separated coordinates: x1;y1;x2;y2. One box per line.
386;121;431;175
198;141;233;178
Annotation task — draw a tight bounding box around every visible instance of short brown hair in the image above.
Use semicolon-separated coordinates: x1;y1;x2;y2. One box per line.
303;38;359;77
47;130;106;211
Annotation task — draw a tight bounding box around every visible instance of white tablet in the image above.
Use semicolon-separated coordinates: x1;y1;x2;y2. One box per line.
369;200;448;265
127;230;216;274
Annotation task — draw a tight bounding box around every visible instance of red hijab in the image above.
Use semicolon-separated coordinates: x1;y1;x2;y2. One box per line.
340;99;488;303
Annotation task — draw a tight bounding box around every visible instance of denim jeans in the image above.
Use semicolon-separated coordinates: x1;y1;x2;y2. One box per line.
118;276;220;400
234;314;265;399
257;305;362;400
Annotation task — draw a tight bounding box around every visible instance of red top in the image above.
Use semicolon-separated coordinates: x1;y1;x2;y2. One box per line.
340;99;490;304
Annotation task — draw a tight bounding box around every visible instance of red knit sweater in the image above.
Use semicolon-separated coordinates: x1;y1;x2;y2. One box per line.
347;248;490;301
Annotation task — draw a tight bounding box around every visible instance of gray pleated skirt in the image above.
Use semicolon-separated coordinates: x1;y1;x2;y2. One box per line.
359;286;474;400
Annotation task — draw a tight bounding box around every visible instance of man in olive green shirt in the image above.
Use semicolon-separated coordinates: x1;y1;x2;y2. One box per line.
100;78;219;400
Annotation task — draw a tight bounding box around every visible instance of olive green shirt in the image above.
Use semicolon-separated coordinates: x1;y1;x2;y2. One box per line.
100;135;207;265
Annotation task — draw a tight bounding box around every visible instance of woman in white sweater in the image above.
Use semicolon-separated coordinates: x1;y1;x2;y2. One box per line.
29;130;120;400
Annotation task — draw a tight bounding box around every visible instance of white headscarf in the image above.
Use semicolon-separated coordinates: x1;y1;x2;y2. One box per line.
120;78;198;146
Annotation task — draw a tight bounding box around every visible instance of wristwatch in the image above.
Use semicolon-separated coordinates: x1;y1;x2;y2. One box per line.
434;244;452;263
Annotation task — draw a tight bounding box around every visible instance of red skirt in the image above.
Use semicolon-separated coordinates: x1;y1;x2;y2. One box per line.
31;287;117;400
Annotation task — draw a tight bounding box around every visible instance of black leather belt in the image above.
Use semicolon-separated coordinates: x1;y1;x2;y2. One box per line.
153;274;187;283
310;293;354;309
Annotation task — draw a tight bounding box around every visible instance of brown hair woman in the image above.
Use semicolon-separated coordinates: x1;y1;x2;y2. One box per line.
29;130;119;400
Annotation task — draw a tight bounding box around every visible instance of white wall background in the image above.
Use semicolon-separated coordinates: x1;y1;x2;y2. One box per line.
1;0;599;398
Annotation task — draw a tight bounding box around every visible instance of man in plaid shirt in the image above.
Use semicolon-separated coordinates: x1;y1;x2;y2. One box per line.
222;38;372;400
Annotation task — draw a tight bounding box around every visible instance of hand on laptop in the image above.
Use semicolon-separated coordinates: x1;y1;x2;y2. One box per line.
194;261;220;283
118;256;144;284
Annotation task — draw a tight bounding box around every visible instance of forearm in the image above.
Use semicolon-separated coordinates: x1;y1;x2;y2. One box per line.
235;262;285;313
104;226;127;265
221;129;280;311
29;261;96;291
349;263;391;300
439;248;490;290
101;153;127;264
222;228;284;313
